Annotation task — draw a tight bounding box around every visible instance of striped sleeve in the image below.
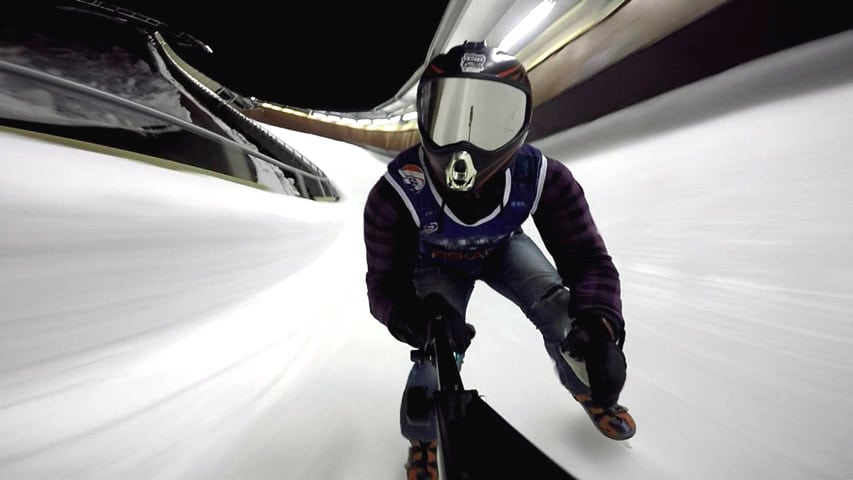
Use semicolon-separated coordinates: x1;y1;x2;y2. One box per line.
532;158;623;330
363;176;419;326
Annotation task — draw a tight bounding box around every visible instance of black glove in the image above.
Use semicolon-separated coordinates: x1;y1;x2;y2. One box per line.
446;316;476;354
560;315;626;408
387;292;474;353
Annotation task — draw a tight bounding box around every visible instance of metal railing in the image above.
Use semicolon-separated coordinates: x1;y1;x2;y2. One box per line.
149;33;338;200
0;58;336;200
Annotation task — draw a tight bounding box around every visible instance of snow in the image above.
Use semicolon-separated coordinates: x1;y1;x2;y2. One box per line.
0;34;192;129
1;29;852;480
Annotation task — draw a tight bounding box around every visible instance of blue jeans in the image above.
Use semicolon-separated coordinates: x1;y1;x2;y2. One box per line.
399;232;591;441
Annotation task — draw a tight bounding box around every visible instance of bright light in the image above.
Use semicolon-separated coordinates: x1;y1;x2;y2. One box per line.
498;0;555;53
402;111;418;122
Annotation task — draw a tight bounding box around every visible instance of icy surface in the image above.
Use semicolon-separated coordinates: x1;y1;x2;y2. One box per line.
1;30;852;480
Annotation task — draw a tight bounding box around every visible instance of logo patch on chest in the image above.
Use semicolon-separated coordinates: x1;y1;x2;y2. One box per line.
399;164;426;192
421;222;439;234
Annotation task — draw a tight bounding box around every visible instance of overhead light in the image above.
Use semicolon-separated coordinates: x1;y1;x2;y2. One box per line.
498;0;556;53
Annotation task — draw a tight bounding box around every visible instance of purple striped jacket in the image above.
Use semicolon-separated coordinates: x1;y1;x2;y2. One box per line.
363;146;623;331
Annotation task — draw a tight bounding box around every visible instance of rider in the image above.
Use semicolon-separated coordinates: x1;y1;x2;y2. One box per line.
363;41;635;480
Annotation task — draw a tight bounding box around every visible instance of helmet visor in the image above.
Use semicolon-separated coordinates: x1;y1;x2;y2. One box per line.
419;77;528;151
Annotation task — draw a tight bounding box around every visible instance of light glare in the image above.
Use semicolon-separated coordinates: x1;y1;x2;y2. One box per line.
498;0;556;52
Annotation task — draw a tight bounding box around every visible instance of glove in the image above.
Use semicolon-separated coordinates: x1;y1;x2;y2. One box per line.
446;316;476;355
560;315;626;408
387;292;475;353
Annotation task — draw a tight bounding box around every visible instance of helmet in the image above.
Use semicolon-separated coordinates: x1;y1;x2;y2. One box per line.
417;41;532;193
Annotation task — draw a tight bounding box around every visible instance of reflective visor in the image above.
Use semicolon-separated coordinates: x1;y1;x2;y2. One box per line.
419;77;528;151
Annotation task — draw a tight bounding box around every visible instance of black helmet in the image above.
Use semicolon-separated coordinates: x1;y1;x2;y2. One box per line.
417;41;532;193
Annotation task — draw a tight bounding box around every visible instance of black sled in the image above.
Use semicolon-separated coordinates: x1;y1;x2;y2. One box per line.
405;312;578;480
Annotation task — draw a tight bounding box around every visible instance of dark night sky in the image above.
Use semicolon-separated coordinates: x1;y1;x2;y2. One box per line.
104;1;450;111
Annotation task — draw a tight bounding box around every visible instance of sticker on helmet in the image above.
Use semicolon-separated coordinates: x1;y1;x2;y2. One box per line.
461;52;486;73
399;164;426;192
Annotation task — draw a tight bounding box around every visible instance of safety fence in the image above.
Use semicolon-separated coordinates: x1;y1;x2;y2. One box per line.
0;58;338;200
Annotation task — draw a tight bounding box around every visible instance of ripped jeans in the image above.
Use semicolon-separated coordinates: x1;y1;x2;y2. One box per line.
399;232;591;442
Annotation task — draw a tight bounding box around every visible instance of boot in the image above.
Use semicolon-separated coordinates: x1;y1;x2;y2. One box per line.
405;439;438;480
574;393;636;440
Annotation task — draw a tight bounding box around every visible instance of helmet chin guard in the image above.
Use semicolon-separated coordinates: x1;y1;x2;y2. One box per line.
446;151;477;191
